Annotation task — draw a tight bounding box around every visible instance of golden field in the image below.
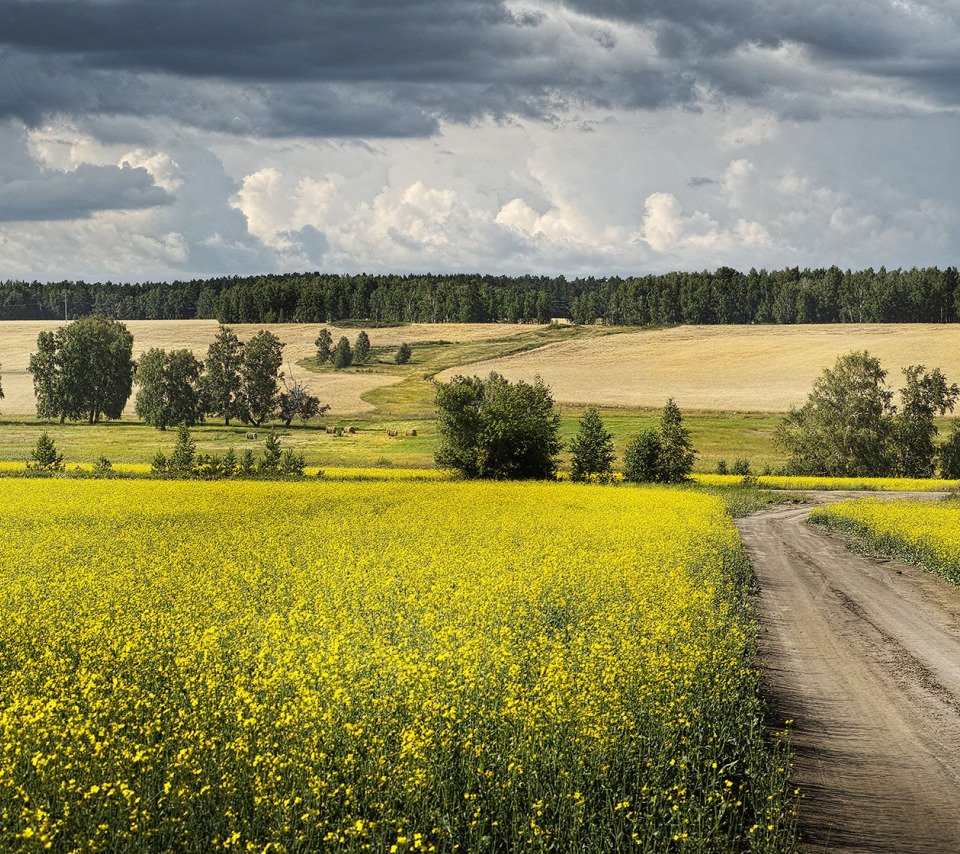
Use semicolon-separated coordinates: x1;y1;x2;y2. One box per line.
437;324;960;411
0;480;794;851
693;474;960;492
810;498;960;584
0;320;539;416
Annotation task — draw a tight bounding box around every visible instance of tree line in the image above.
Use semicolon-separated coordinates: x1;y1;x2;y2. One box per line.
26;317;327;429
434;373;696;483
3;266;960;324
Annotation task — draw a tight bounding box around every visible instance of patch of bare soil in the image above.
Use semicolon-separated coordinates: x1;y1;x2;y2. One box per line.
737;500;960;852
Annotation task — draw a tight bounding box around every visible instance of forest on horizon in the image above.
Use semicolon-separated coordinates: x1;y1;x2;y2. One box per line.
2;265;960;326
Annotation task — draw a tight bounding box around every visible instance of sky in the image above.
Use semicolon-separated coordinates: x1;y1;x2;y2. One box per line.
0;0;958;282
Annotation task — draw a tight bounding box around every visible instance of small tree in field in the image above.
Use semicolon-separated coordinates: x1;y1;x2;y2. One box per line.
395;342;412;365
169;425;196;473
658;399;697;482
354;331;371;365
623;429;661;483
315;329;333;364
331;337;353;369
259;433;282;474
28;432;64;472
278;376;328;426
569;406;615;482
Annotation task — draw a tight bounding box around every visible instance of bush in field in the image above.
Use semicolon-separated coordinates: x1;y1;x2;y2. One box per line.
715;459;728;475
938;427;960;479
623;429;662;483
732;458;751;476
280;449;306;476
92;456;113;475
239;450;256;475
435;372;561;480
354;331;371;365
27;432;64;472
395;342;412;365
569;407;615;482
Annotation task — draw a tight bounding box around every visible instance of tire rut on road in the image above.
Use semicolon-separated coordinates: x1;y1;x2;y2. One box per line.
736;500;960;853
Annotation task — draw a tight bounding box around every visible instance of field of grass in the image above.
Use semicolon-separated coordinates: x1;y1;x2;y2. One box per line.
437;324;960;411
810;498;960;584
0;479;795;851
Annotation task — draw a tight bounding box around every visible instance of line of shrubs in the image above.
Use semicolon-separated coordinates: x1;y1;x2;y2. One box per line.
19;427;313;479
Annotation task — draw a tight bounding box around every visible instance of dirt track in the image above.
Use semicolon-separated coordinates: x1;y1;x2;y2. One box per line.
736;499;960;852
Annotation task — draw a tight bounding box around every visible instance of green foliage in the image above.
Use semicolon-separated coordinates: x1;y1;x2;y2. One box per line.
135;348;205;430
938;426;960;479
893;365;959;477
331;337;353;369
28;316;135;424
222;447;238;477
435;373;561;480
658;399;697;483
279;378;327;426
240;330;284;426
151;451;168;474
314;329;333;364
239;449;256;475
279;448;306;476
569;406;615;482
622;429;662;483
775;351;896;477
715;459;728;475
777;352;959;478
354;331;371;365
621;401;696;483
27;432;64;472
169;425;196;473
92;456;113;475
395;342;412;365
259;433;282;474
731;458;751;476
201;326;244;425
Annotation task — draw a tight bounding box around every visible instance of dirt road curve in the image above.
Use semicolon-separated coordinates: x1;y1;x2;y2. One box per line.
736;499;960;853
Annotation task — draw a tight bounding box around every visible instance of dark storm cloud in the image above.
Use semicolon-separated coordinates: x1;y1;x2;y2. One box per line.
0;0;957;139
0;162;170;221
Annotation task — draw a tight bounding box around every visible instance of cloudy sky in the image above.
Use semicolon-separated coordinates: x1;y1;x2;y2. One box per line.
1;0;958;282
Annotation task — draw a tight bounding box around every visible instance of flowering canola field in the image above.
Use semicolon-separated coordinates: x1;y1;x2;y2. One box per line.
0;480;794;852
693;474;960;492
811;498;960;584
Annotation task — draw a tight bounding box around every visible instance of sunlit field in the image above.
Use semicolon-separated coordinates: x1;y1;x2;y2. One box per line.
0;480;794;851
810;498;960;584
694;474;960;492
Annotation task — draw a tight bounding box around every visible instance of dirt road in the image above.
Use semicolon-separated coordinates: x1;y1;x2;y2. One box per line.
736;500;960;852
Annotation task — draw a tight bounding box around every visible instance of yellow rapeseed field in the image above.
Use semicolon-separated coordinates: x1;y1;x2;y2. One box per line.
693;474;960;492
0;480;794;852
811;498;960;584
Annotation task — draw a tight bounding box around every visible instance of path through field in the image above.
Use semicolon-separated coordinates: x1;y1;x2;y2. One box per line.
737;498;960;852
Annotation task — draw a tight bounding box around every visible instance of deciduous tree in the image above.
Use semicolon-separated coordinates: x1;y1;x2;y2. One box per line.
435;372;561;479
201;325;244;425
240;330;284;425
135;348;205;430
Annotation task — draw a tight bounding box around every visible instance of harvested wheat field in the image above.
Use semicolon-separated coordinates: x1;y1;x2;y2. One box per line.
0;320;539;415
438;324;960;411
